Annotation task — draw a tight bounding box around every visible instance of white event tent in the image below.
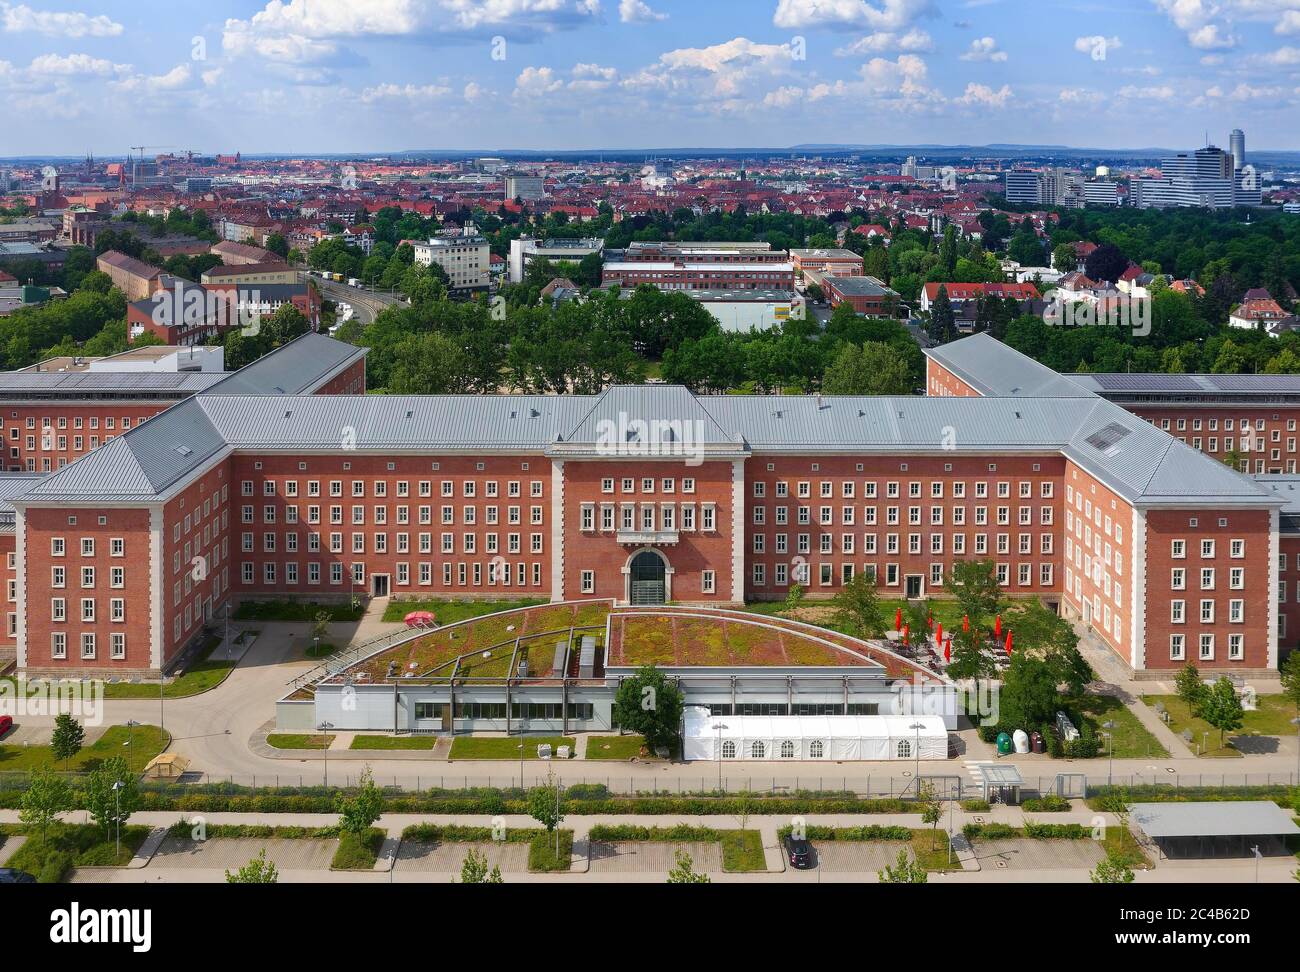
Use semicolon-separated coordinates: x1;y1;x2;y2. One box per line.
682;707;948;762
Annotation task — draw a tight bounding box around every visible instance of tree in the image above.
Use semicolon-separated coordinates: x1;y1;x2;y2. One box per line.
50;713;84;771
831;571;886;638
1175;663;1207;715
917;780;943;851
527;770;564;834
458;848;503;884
1279;650;1300;716
20;767;70;846
945;626;998;683
944;559;1003;629
1052;243;1078;273
226;849;279;883
667;848;711;883
999;653;1061;729
336;768;384;836
878;848;927;883
822;341;912;395
1199;677;1245;749
1090;853;1135;884
85;755;139;838
611;665;686;753
311;610;332;650
1084;242;1127;284
783;583;804;615
928;285;954;344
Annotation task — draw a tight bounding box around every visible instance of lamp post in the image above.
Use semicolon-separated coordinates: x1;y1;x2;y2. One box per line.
124;719;139;749
712;722;729;793
908;721;924;794
1102;720;1116;786
1251;844;1261;883
317;721;334;787
111;780;124;858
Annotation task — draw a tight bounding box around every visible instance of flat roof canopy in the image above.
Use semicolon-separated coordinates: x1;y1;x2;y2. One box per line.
1130;802;1300;839
974;763;1024;787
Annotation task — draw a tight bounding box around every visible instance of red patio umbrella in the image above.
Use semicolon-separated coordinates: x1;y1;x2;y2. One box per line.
943;637;952;663
994;614;1003;638
934;621;943;645
901;623;910;643
894;607;903;630
962;614;970;633
1005;630;1014;656
927;613;933;629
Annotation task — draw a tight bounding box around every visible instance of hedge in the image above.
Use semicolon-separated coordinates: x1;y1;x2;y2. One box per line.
777;824;912;841
588;824;722;842
400;823;539;843
1021;795;1072;812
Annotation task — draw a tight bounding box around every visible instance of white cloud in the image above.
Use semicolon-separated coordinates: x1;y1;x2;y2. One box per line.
360;82;452;103
1263;45;1300;63
955;81;1012;106
1152;0;1238;49
1280;10;1300;34
28;52;126;77
1118;83;1176;99
620;0;668;22
1058;87;1094;102
763;85;805;107
514;66;566;98
1073;35;1122;55
835;28;932;55
110;64;194;94
1;3;123;37
1200;52;1225;64
773;0;937;31
960;36;1007;61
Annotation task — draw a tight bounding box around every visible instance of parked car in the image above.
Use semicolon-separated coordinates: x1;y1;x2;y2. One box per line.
783;834;814;869
0;714;12;738
0;869;36;883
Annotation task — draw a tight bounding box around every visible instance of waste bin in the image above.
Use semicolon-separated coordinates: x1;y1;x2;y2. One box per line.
1030;731;1045;754
996;731;1012;755
1013;729;1030;754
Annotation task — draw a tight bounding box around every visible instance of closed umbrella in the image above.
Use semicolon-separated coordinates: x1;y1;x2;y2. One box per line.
962;614;969;633
994;614;1002;638
935;621;943;645
894;607;903;630
1005;630;1014;656
943;637;952;663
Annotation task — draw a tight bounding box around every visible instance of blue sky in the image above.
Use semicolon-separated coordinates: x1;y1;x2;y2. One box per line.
4;0;1300;155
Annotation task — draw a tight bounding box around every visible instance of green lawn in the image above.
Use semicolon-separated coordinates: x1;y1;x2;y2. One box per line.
304;642;339;659
528;830;573;872
265;733;335;751
349;735;436;750
101;635;235;699
235;600;364;623
1071;693;1169;759
331;828;385;870
1144;694;1300;757
381;597;548;624
5;823;151;882
0;724;168;773
584;735;650;760
448;736;575;760
721;830;767;872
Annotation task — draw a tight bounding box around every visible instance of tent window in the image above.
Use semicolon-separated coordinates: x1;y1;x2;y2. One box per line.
721;740;736;759
750;741;765;759
809;740;824;758
780;740;795;759
897;740;912;759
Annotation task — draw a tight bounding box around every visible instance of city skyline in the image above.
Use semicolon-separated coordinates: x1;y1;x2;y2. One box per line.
5;0;1300;155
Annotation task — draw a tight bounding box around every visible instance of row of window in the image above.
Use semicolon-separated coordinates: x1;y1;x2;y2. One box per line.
1169;633;1247;661
241;505;546;527
753;505;1055;527
579;503;716;533
243;479;545;499
753;479;1054;500
750;561;1055;589
241;531;546;556
754;532;1054;556
240;561;546;588
600;477;698;495
49;631;126;660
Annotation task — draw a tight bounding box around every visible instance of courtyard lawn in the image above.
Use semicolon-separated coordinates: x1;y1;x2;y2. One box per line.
349;735;436;750
5;823;151;882
235;600;364;623
0;724;168;774
381;597;547;624
584;735;650;760
1070;693;1169;759
266;733;335;751
910;829;958;872
1144;694;1300;751
331;828;385;870
721;830;767;872
448;736;575;760
100;635;235;699
528;830;573;872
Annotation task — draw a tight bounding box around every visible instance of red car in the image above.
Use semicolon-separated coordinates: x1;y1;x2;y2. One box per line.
0;715;12;738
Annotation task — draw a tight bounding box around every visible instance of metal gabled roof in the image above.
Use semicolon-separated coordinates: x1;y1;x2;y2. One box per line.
697;394;1090;451
199;332;366;398
562;385;738;446
196;393;596;451
925;332;1095;399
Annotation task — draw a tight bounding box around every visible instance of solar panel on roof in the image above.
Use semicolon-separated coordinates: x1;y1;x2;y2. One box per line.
1207;374;1300;391
1084;422;1132;454
1090;374;1202;392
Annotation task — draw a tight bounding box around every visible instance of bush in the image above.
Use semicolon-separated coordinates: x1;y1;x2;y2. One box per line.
588;824;720;842
1023;820;1089;839
331;828;384;870
1021;795;1071;812
959;799;991;812
527;831;572;872
962;822;1017;841
778;824;912;841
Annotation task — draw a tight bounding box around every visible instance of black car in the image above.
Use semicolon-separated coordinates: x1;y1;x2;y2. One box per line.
0;869;36;884
783;835;814;869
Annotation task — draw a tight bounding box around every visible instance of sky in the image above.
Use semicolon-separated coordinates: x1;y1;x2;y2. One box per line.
3;0;1300;156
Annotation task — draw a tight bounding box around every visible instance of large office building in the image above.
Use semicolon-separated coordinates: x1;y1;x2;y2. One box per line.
507;237;604;284
603;242;794;291
1133;142;1261;209
504;174;546;201
413;233;491;290
3;333;1287;683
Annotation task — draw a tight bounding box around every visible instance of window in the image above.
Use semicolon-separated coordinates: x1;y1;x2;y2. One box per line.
722;740;736;759
896;740;911;759
808;740;824;758
750;741;765;759
779;740;795;758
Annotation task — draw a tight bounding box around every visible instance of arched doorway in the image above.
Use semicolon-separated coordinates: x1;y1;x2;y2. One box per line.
629;550;668;605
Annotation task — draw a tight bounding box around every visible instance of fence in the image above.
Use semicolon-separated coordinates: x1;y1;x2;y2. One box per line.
2;769;1294;800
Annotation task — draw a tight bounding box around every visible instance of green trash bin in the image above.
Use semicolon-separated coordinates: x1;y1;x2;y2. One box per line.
996;731;1013;755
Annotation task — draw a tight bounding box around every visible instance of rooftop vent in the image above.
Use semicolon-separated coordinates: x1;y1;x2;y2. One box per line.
1085;422;1132;455
174;445;193;457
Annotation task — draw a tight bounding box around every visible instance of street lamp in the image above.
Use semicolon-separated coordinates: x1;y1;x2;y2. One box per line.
1102;720;1116;786
317;721;334;787
712;722;729;793
908;721;925;794
124;719;139;748
111;781;124;859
